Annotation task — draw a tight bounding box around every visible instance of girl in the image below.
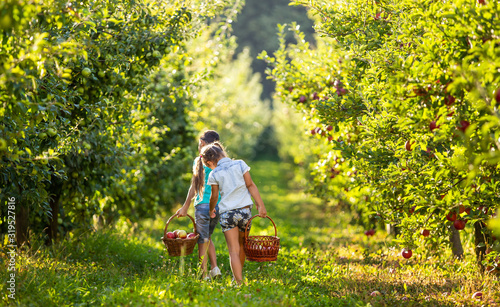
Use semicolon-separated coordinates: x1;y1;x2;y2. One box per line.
176;130;223;280
194;142;267;285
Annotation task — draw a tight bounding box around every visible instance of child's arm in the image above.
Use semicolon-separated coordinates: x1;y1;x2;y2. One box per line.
243;172;267;217
209;185;219;218
176;183;195;217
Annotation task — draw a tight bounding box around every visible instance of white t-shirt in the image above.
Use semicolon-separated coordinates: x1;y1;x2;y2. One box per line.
207;157;253;214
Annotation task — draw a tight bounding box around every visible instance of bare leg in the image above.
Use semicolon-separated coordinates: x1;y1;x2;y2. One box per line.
207;239;218;269
198;241;209;278
223;227;243;284
238;230;246;268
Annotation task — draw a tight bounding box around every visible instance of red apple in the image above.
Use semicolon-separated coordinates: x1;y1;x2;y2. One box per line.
186;233;197;239
173;230;180;237
312;92;319;100
177;230;187;239
364;229;375;236
421;229;430;237
310;129;316;135
454;219;466;230
429;121;439;131
409;206;416;214
401;249;413;259
444;95;455;106
495;88;500;104
457;120;470;132
166;231;176;239
458;205;466;214
299;95;307;103
405;141;413;151
413;88;427;96
446;211;457;222
337;88;348;96
472;291;483;299
326;125;333;131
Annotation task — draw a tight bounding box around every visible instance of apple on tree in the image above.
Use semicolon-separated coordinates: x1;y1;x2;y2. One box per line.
429;121;439;131
81;67;92;78
364;229;375;236
453;219;466;230
405;141;414;151
47;128;57;137
457;120;470;133
446;211;457;222
401;248;412;259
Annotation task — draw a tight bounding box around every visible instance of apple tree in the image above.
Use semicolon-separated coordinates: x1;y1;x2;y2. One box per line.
0;0;231;245
263;0;500;271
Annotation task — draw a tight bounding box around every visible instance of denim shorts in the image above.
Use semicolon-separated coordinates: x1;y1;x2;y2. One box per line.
195;203;220;244
219;206;252;233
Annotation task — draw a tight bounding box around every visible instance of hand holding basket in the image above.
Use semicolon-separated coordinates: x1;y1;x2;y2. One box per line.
161;213;199;257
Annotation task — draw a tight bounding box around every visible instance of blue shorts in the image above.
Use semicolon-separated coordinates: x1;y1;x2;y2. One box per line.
195;203;219;244
219;206;252;233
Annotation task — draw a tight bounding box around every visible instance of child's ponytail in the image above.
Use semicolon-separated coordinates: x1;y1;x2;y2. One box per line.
192;156;205;197
192;142;226;197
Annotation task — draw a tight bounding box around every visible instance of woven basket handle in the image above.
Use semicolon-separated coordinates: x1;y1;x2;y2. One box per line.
244;215;277;240
163;213;197;238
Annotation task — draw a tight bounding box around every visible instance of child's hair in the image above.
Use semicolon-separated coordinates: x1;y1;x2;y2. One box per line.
199;130;220;144
192;141;227;197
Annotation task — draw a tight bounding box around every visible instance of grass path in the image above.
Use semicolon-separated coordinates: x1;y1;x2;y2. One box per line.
1;159;499;306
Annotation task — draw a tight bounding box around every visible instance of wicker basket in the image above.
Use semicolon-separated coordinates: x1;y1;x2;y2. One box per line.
161;213;199;257
243;215;280;262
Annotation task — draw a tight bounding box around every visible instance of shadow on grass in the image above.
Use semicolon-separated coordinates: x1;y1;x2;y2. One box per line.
245;255;466;307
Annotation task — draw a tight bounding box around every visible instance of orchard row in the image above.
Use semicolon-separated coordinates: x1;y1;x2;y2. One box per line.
264;0;500;272
0;0;262;246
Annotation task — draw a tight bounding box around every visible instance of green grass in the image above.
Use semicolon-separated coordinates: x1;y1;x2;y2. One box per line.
1;160;499;306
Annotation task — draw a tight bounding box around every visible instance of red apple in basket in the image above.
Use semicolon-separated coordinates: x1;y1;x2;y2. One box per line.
177;230;187;239
166;231;176;239
186;233;197;239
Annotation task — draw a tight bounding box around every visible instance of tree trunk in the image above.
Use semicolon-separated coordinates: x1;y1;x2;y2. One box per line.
16;204;30;248
474;221;489;272
46;175;63;245
386;224;400;236
46;192;61;244
450;224;463;259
